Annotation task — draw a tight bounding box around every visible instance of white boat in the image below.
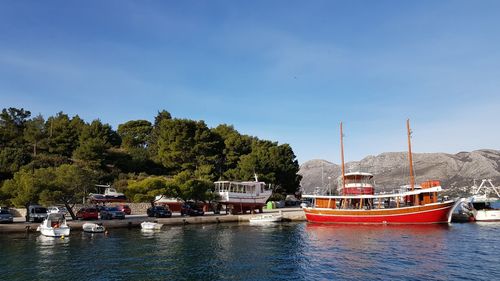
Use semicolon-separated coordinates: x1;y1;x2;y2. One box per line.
89;185;127;203
249;213;283;224
82;222;106;233
141;221;163;230
37;213;70;237
467;179;500;221
214;175;272;214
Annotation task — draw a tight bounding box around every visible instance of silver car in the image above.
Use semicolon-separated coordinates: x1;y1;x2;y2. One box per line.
0;209;13;223
100;207;125;220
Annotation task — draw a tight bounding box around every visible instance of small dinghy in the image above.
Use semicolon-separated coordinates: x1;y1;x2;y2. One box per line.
141;221;163;230
249;213;283;224
82;222;106;233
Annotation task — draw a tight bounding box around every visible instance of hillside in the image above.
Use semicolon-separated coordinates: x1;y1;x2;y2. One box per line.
299;149;500;195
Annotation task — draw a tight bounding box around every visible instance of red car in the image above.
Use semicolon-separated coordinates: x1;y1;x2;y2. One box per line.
76;207;99;220
115;204;131;215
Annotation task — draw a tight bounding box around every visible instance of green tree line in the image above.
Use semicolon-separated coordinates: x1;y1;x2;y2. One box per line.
0;107;301;210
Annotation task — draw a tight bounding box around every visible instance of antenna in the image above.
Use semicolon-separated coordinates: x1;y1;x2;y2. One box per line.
340;122;346;195
407;119;415;191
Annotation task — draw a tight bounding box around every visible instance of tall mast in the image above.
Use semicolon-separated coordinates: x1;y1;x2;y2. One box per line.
407;119;415;191
340;122;346;195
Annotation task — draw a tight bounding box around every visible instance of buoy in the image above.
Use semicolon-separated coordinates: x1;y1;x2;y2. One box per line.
60;235;65;239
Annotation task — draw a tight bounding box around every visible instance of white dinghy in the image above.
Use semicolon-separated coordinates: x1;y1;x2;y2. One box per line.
249;212;283;224
141;221;163;231
82;222;106;233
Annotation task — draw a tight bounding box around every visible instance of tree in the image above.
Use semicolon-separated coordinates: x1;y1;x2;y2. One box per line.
0;107;31;148
148;110;172;159
46;112;80;156
72;138;107;168
213;124;253;179
0;147;30;180
73;119;120;168
155;119;224;177
155;119;199;173
24;114;46;156
268;144;302;195
1;168;52;207
172;171;213;203
237;140;301;195
39;164;95;219
79;119;119;147
1;165;95;218
0;108;32;179
124;176;178;203
193;122;224;180
117;120;152;150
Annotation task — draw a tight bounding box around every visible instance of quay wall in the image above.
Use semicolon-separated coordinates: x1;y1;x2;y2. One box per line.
0;209;306;234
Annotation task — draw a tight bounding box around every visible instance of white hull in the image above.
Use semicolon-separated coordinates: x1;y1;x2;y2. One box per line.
472;209;500;221
141;221;163;230
217;191;272;205
38;226;70;237
82;223;106;233
249;214;283;224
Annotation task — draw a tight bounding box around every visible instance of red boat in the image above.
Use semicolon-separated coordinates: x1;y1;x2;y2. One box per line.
302;120;458;224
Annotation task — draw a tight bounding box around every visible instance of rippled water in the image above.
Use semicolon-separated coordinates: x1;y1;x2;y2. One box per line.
0;222;499;280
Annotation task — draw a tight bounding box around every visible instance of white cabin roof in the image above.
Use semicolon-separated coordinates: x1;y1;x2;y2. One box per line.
214;181;266;185
344;172;373;178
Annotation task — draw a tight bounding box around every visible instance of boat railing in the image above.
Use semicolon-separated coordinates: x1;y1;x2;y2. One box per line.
214;181;270;194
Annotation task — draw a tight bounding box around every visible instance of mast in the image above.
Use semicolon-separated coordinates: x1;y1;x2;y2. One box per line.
407;119;420;205
340;122;346;195
406;119;415;191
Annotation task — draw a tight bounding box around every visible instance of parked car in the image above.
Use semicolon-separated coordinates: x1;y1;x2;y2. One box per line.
0;209;13;223
95;205;107;212
26;205;47;222
180;202;204;216
100;207;125;220
299;199;312;208
76;207;99;220
147;205;172;218
115;204;131;215
47;206;68;215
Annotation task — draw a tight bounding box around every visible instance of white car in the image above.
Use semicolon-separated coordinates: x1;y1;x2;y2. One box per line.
47;206;68;215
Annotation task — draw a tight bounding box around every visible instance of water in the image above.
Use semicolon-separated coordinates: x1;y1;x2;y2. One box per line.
0;222;499;281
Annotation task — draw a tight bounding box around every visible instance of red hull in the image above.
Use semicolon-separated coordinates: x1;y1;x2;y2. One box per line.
304;202;455;224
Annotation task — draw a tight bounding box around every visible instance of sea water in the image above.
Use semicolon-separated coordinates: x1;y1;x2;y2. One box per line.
0;222;498;280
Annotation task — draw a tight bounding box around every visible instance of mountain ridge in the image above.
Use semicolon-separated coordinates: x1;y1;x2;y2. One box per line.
298;149;500;194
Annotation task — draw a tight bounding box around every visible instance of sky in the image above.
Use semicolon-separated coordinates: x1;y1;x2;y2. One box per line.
1;1;499;164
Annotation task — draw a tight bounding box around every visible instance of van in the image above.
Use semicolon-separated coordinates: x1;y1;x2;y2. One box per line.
26;205;48;222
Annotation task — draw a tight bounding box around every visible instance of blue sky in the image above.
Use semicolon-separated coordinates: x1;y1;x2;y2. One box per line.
1;1;499;164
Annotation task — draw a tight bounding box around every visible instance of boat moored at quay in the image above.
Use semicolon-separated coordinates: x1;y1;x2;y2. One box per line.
303;120;457;224
37;213;71;237
464;179;500;222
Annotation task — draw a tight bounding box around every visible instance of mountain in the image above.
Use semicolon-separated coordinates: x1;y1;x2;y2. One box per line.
298;149;500;195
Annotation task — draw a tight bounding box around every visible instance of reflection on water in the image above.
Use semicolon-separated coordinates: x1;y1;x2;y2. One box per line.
35;235;71;278
0;222;498;281
303;224;451;280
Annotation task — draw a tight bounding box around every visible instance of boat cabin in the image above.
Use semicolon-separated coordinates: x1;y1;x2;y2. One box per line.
313;178;442;210
45;213;66;228
214;181;267;195
341;172;375;195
